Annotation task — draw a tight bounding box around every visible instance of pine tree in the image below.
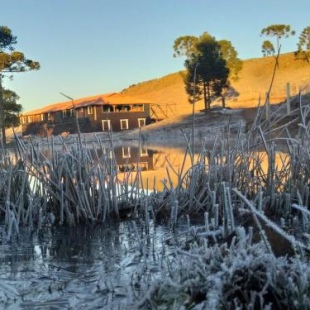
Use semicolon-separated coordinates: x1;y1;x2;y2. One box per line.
0;25;40;145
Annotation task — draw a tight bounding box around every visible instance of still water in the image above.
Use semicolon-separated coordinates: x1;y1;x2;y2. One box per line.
0;219;185;309
114;144;288;192
0;144;287;308
115;144;192;191
1;144;189;309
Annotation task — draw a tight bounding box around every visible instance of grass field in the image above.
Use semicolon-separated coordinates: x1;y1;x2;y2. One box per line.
122;52;310;114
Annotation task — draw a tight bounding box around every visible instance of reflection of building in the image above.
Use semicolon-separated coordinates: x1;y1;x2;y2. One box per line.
114;146;155;172
20;93;154;137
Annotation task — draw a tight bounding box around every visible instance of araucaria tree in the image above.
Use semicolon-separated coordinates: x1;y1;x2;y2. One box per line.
261;24;295;52
296;26;310;62
262;40;275;57
0;25;40;145
174;32;240;111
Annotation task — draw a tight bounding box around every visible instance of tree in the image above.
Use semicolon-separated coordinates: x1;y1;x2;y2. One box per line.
296;26;310;62
261;24;295;52
3;88;22;128
174;34;242;81
188;33;229;111
173;32;240;111
217;39;243;82
0;25;40;145
173;35;198;58
262;40;275;57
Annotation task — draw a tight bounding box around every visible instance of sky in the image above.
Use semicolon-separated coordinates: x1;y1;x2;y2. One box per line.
1;0;309;112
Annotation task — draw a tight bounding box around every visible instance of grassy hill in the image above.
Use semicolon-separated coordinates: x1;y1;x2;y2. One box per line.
121;52;310;116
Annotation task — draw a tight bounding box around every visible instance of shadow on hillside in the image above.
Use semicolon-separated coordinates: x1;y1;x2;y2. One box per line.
143;91;310;137
226;87;240;99
211;86;240;106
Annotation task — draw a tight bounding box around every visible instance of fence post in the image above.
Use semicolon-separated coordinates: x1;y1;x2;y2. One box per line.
286;82;291;115
265;92;270;120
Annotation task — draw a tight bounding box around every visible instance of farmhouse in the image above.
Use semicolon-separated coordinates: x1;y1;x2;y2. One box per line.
20;92;154;137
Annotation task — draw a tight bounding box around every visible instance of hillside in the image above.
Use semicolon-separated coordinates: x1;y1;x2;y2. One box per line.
121;52;310;115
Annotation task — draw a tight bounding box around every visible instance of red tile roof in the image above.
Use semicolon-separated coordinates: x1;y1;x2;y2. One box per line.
21;92;154;116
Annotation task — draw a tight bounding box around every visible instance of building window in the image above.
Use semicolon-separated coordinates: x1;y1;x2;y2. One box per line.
103;148;113;159
116;105;131;112
120;119;129;130
42;113;48;121
102;105;114;113
102;120;111;131
140;147;148;157
122;147;131;158
63;109;74;118
138;162;149;171
87;106;93;114
28;116;33;123
132;104;144;112
138;118;146;128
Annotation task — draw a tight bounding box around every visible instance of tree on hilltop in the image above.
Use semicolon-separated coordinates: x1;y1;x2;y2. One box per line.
262;40;275;57
261;24;295;52
296;26;310;62
0;25;40;145
173;35;198;58
173;32;241;110
217;39;242;82
259;25;295;104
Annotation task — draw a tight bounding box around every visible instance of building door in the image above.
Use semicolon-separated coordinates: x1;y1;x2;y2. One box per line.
102;120;111;131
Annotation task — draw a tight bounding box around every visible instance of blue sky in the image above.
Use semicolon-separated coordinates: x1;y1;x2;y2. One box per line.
1;0;309;112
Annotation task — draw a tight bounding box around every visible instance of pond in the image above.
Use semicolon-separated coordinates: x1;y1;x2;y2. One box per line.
0;143;290;308
114;144;289;192
0;219;189;309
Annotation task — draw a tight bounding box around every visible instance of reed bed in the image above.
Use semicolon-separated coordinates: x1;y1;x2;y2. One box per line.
0;96;310;242
132;94;310;308
1;93;310;307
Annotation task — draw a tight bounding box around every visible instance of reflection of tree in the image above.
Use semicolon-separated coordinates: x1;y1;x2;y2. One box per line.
153;151;180;169
48;225;121;264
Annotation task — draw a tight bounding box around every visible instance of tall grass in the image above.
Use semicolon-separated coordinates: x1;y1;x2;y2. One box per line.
0;94;310;242
1;93;310;307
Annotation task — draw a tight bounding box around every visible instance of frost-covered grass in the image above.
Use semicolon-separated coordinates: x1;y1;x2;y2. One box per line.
1;95;310;308
132;95;310;308
0;133;148;234
1;98;310;242
136;227;310;309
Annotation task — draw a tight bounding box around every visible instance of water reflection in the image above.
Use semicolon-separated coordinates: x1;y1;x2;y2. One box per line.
0;144;292;308
116;145;192;191
0;220;180;308
2;143;289;194
115;145;289;192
